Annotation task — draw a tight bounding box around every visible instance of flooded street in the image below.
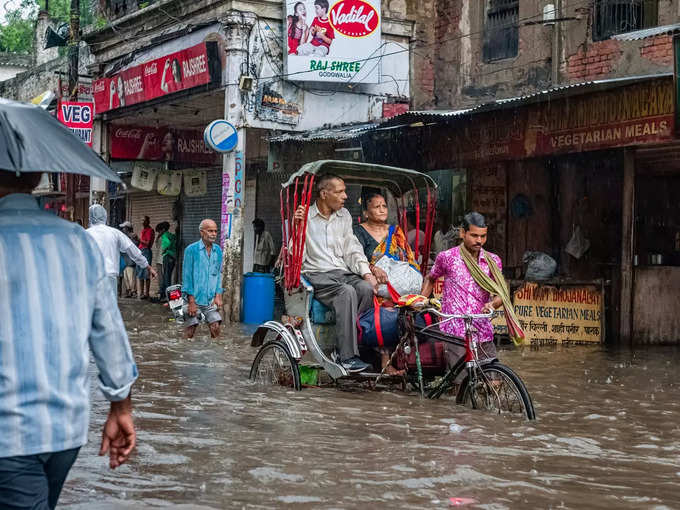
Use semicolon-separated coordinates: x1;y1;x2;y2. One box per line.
60;300;680;509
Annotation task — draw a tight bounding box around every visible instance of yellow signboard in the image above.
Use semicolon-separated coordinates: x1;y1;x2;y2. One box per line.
511;283;603;345
433;279;603;345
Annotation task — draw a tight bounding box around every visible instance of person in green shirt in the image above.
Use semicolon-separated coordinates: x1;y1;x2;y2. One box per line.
158;222;177;300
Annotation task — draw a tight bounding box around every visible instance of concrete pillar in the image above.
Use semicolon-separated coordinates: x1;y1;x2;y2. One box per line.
220;11;255;323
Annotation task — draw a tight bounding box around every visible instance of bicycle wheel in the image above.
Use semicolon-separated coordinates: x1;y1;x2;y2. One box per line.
456;363;535;420
249;340;301;391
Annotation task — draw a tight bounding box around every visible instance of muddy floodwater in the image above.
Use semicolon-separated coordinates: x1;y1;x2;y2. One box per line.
60;300;680;509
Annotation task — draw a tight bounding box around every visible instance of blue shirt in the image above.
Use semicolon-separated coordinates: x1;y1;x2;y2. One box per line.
0;194;138;458
182;240;223;306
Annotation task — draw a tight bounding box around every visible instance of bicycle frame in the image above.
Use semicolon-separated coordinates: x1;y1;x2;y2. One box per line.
401;309;496;400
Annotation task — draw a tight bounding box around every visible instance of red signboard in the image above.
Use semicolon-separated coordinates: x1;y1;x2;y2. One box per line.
330;0;380;38
57;100;94;146
110;125;220;166
93;42;215;114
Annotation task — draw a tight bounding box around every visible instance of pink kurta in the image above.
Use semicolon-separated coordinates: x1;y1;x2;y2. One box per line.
428;245;502;342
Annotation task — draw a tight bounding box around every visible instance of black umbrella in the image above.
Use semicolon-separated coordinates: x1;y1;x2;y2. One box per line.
0;98;120;182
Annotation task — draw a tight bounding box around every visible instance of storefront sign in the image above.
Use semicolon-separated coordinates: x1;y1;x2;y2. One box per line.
284;0;381;83
512;283;603;345
110;125;220;165
93;42;218;114
255;83;302;125
57;101;93;146
526;80;674;156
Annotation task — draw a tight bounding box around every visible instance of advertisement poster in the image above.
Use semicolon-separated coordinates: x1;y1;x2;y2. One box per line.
93;42;218;114
284;0;381;83
57;101;94;147
109;125;220;166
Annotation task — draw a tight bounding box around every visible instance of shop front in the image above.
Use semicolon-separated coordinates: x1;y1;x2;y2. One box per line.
353;74;677;345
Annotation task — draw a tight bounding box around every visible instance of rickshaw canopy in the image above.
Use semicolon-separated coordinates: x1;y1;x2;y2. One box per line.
280;160;439;291
282;160;438;197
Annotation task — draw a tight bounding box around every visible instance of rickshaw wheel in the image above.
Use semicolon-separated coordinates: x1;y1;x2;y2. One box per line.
249;340;301;391
456;363;535;420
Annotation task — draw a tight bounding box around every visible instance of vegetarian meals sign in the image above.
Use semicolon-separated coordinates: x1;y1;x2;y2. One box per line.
284;0;381;83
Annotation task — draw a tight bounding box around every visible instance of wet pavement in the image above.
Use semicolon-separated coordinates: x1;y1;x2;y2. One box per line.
60;300;680;509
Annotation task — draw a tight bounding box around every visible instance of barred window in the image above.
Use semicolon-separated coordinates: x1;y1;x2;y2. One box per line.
593;0;658;41
483;0;519;62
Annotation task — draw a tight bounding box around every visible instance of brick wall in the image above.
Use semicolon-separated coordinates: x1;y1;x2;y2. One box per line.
639;34;673;66
566;40;622;82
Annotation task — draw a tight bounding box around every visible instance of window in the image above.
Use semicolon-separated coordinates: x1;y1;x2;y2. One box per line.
483;0;519;62
593;0;658;41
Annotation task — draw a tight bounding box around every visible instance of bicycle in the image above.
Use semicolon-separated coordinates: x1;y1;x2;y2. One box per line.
392;305;535;420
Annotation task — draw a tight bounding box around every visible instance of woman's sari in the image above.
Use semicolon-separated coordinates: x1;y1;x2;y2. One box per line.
372;224;419;271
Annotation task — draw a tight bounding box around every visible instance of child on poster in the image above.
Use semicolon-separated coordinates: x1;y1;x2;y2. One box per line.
297;0;334;57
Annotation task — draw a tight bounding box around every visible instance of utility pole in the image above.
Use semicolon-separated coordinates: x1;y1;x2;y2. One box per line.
65;0;79;221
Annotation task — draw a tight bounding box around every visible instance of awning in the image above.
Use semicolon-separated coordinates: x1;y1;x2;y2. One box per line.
612;23;680;41
384;73;673;124
269;122;379;143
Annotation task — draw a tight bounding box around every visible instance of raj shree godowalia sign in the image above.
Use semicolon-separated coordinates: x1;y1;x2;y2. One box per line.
284;0;381;83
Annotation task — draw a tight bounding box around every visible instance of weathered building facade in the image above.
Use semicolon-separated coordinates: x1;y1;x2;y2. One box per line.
81;0;422;320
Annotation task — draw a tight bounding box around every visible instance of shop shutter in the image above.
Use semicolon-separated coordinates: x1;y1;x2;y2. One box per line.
180;168;222;251
127;191;177;296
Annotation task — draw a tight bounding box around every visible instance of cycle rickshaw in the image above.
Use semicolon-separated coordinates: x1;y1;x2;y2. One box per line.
249;160;535;420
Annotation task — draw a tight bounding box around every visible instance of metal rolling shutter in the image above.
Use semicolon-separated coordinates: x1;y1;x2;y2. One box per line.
180;168;222;251
127;191;177;295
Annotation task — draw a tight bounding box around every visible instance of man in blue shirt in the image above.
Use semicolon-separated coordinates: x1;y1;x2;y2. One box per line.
182;218;223;339
0;172;138;509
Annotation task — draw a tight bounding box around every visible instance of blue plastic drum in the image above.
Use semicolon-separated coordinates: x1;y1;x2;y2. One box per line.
242;272;275;324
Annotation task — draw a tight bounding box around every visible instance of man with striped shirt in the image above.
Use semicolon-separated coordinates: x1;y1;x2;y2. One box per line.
0;172;138;509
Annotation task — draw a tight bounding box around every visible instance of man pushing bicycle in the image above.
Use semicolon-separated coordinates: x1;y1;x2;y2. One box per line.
421;211;525;361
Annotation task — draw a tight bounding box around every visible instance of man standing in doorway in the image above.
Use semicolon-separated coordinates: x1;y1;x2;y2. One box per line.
136;215;155;299
182;219;223;339
0;172;138;509
294;174;377;373
421;212;503;360
252;218;276;273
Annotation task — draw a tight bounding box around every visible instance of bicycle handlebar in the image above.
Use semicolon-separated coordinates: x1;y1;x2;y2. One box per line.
423;308;495;321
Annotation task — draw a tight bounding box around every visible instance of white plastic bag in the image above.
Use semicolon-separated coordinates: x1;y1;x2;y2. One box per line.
374;256;423;298
565;225;590;259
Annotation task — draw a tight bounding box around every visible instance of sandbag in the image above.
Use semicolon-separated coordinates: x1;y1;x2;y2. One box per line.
523;251;557;281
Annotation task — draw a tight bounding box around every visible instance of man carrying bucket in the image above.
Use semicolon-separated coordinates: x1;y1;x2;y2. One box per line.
294;174;378;373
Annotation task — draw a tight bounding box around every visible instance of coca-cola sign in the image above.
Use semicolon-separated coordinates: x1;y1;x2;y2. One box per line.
110;124;219;166
330;0;379;38
284;0;381;83
93;42;219;114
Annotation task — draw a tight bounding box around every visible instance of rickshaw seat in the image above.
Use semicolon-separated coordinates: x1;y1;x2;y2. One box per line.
310;299;336;324
300;276;336;324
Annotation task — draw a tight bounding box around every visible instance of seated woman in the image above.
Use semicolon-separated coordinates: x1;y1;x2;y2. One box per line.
353;191;420;375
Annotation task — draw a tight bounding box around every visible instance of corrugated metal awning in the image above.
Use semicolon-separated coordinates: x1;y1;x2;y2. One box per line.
612;23;680;41
269;122;379;143
385;73;672;124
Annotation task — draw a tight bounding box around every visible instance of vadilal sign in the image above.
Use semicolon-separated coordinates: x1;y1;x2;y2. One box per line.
284;0;381;83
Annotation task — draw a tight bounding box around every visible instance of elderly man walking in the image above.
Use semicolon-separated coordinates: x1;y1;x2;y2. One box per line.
86;205;156;300
0;172;138;510
182;219;223;339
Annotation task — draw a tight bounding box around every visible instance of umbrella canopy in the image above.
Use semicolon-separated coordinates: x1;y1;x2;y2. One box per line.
0;98;121;183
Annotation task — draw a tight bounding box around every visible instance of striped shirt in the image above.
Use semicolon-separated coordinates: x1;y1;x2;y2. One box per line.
0;194;138;458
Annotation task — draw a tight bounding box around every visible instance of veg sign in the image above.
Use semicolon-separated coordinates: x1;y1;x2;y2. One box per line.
284;0;381;83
